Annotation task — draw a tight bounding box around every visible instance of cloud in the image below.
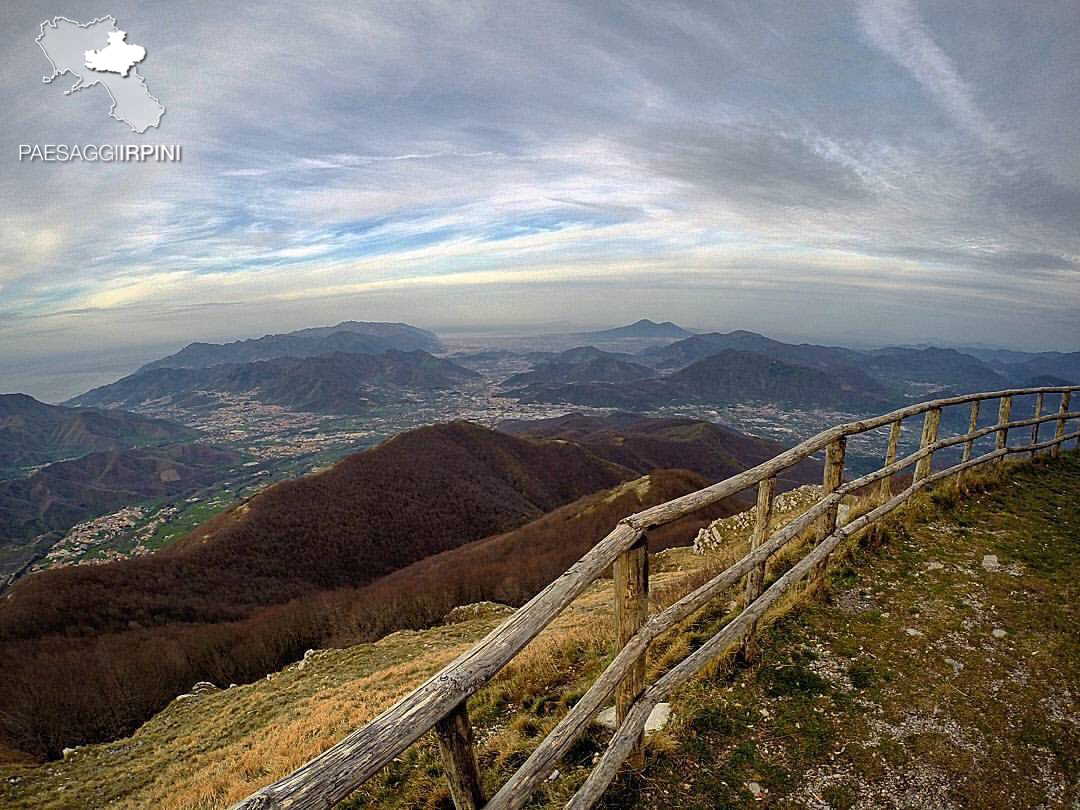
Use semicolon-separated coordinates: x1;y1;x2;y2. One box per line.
1;0;1078;389
856;0;1014;152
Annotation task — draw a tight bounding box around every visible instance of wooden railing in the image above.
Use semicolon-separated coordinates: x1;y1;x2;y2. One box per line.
233;385;1079;810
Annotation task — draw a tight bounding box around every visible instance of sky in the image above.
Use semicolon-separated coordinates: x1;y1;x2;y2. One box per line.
2;0;1079;401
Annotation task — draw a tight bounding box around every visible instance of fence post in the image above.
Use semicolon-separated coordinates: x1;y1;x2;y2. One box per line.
913;408;942;482
996;396;1012;464
434;700;485;810
1053;391;1072;458
812;437;846;585
742;477;776;656
614;534;649;770
962;400;980;462
1029;393;1044;459
879;420;902;501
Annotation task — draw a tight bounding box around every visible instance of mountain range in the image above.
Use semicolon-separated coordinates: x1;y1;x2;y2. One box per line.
55;320;1080;421
0;394;195;478
68;350;479;414
502;348;657;388
498;330;1080;411
505;348;893;411
137;321;442;371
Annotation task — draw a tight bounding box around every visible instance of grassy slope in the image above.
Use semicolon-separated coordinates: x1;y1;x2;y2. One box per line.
601;453;1080;809
1;454;1076;809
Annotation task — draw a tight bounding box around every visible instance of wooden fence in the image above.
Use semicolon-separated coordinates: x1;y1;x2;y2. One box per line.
233;385;1079;810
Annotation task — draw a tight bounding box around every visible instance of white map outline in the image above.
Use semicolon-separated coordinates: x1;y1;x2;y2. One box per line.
36;15;165;134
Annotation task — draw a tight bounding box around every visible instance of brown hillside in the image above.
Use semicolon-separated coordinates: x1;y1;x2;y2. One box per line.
0;417;803;760
1;421;633;641
499;413;821;489
332;468;746;643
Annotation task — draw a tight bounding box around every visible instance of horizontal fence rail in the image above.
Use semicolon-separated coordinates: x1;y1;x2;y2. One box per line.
233;385;1079;810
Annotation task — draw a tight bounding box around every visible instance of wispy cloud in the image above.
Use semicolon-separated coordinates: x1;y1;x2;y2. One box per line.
856;0;1014;152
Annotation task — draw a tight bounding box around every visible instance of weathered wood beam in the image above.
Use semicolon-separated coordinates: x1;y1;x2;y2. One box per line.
1053;391;1072;458
629;386;1077;532
613;536;649;770
879;420;902;501
742;476;776;657
1030;393;1044;459
813;437;846;583
434;700;484;810
962;401;980;462
744;477;776;605
996;396;1012;465
913;407;942;482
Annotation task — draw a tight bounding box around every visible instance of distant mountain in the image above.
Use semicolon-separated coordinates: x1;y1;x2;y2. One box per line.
0;394;195;478
499;413;820;488
138;321;442;371
552;345;642;364
1024;374;1071;387
863;347;1008;391
507;349;891;411
640;330;864;371
0;443;241;589
640;331;1032;397
989;352;1080;385
960;347;1080;383
501;347;657;389
68;350;479;414
573;319;693;341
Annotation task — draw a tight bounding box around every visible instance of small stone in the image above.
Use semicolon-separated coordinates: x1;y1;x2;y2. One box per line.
645;702;673;733
926;561;944;571
992;628;1007;639
747;781;764;797
943;657;964;672
596;702;672;734
905;628;924;637
982;554;1000;571
595;706;617;729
